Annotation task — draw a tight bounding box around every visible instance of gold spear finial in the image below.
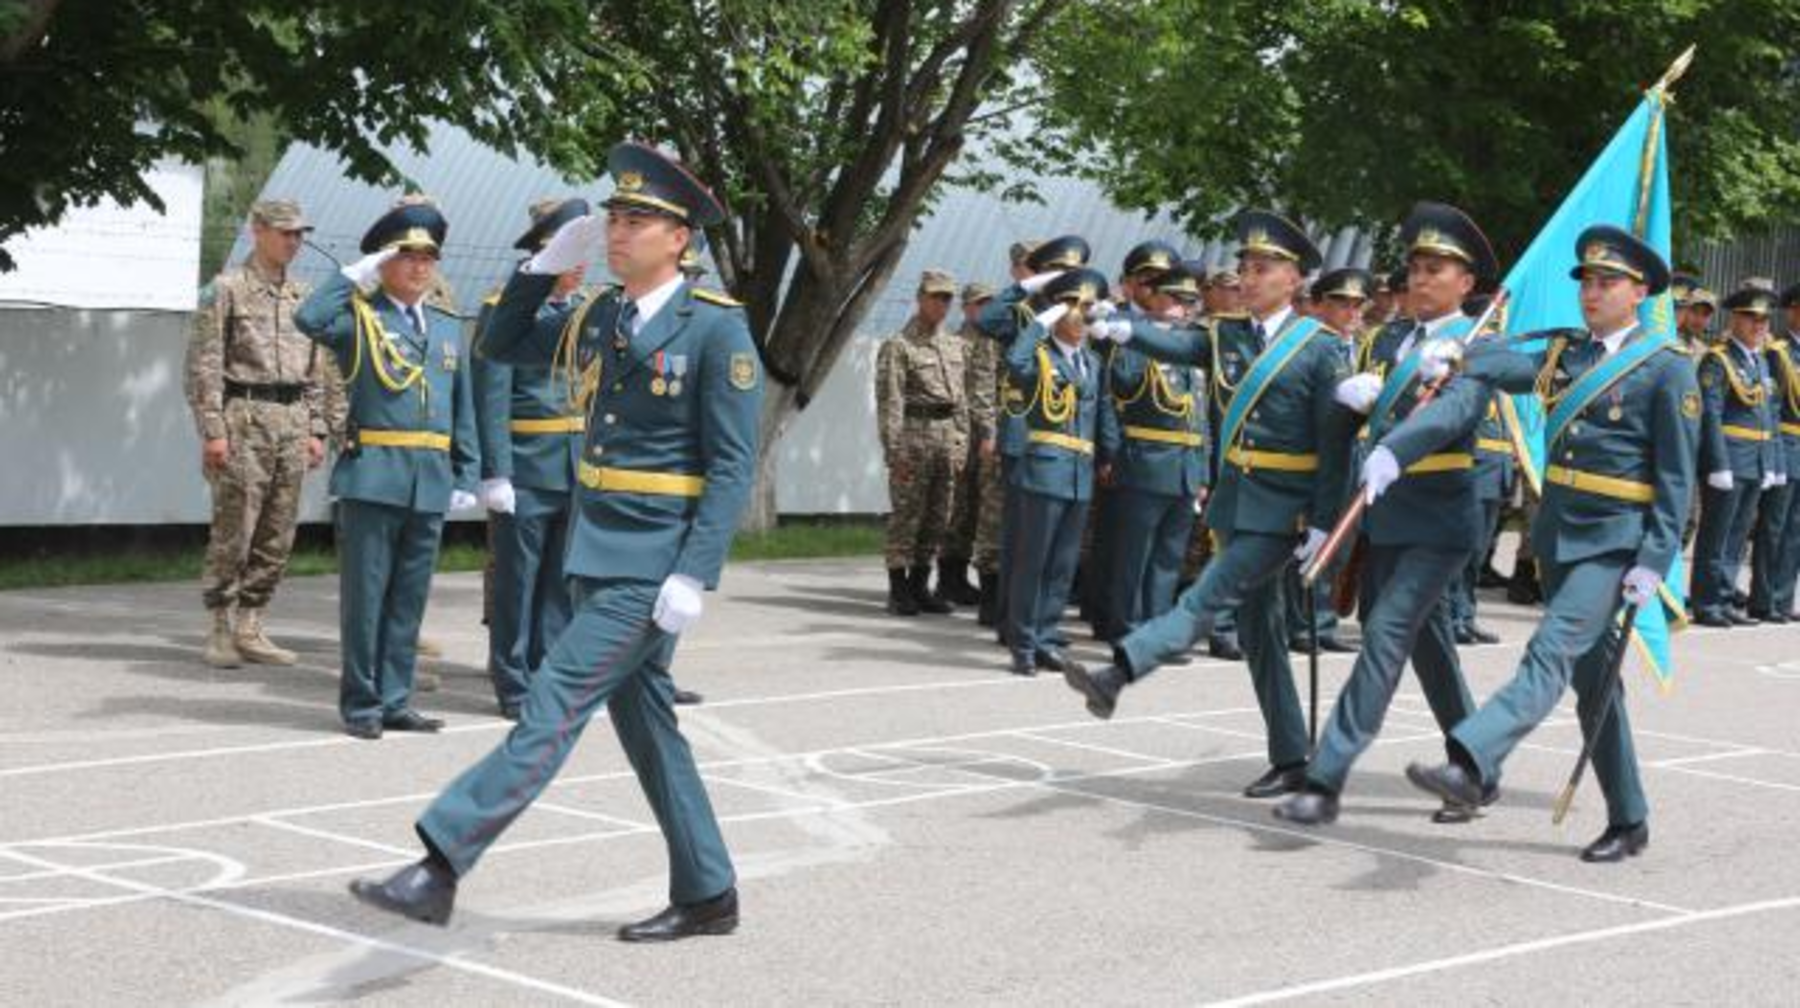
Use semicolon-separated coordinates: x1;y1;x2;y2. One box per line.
1653;44;1697;97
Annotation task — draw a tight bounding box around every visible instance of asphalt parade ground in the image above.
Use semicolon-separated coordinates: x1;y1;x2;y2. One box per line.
4;555;1799;1005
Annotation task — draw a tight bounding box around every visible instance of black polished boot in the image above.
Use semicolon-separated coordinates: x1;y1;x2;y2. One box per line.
1580;822;1649;863
911;565;954;614
349;858;458;926
938;558;981;605
1060;659;1129;720
886;567;919;616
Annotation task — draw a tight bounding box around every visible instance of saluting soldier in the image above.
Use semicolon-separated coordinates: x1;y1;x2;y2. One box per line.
472;198;591;719
1284;266;1369;655
293;197;477;738
1001;267;1115;676
1749;283;1800;622
1407;226;1697;863
942;281;998;610
1097;261;1210;645
977;236;1095;651
1065;210;1357;798
184;199;339;668
875;269;968;616
1277;204;1510;825
349;143;759;940
1692;284;1785;626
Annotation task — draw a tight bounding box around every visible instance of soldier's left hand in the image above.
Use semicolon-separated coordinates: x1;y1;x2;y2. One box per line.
1417;338;1464;382
448;489;479;513
1292;528;1328;565
1621;566;1662;607
654;574;705;635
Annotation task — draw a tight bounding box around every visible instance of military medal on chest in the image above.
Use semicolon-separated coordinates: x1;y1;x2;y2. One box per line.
651;351;668;396
669;354;687;396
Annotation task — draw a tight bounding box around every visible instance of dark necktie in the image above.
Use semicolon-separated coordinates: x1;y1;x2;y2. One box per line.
409;305;426;337
1253;321;1268;350
614;300;638;357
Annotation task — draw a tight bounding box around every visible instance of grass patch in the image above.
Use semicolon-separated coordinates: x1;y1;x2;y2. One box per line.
0;519;881;591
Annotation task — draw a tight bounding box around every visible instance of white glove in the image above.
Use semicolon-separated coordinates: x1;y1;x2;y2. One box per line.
1362;445;1402;504
1087;299;1118;321
448;489;479;513
653;574;705;635
1293;528;1328;565
1765;472;1788;489
525;214;604;275
1087;319;1134;344
1418;338;1464;382
341;248;398;287
1621;566;1662;607
1708;470;1734;491
479;477;516;515
1034;303;1070;329
1334;373;1384;414
1020;270;1065;294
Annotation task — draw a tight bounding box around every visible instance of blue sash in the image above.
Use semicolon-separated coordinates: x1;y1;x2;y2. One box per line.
1545;331;1672;445
1369;316;1475;436
1217;316;1322;454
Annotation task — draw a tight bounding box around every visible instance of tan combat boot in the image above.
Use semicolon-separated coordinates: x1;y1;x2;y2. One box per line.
203;609;242;668
234;608;298;666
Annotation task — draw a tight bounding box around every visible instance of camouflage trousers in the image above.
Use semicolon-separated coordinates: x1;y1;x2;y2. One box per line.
884;420;965;568
944;439;984;563
202;398;310;611
971;447;1007;573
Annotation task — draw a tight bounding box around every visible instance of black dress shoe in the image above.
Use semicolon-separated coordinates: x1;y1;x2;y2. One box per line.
673;687;704;705
1034;649;1073;674
1693;610;1732;628
1242;763;1308;799
618;887;738;942
1728;609;1760;626
1463;624;1501;645
1405;761;1485;808
383;709;445;732
349;860;457;926
1767;611;1792;625
1476;564;1509;590
344;720;383;740
1431;782;1501;824
498;703;521;722
1208;635;1244;661
1272;788;1339;825
1580;822;1649;863
1316;634;1357;654
1288;633;1314;655
1061;660;1127;719
1009;652;1038;677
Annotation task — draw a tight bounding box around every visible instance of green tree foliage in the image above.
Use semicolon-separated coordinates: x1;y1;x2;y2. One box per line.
1033;0;1800;259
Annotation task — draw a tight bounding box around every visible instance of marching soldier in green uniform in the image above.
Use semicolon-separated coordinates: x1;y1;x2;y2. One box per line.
349;143;759;940
294;197;477;738
472;197;591;718
942;281;998;609
1001;267;1115;676
1097;261;1209;643
978;236;1094;649
1284;266;1368;654
184;199;338;668
1276;204;1511;825
1692;284;1784;626
1064;210;1356;798
876;269;967;616
1407;226;1698;862
1749;283;1800;622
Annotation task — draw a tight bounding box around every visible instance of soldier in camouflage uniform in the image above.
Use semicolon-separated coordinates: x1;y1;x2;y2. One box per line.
942;281;998;608
184;199;339;668
876;269;968;616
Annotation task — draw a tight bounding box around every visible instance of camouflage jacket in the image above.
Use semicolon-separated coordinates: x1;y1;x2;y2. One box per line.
874;316;968;456
183;258;340;441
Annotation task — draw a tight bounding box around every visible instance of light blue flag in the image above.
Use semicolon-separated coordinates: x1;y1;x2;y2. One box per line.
1496;86;1684;691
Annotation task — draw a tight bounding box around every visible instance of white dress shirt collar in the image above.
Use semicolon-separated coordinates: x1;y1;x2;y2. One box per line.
625;274;686;335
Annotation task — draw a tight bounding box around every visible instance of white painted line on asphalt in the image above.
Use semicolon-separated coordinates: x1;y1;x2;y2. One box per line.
0;707;1263;850
530;802;661;831
0;853;196;884
252;816;416;857
700;777;850;810
1009;730;1187;767
1648;748;1772;768
1199;893;1800;1006
0;845;630;1007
